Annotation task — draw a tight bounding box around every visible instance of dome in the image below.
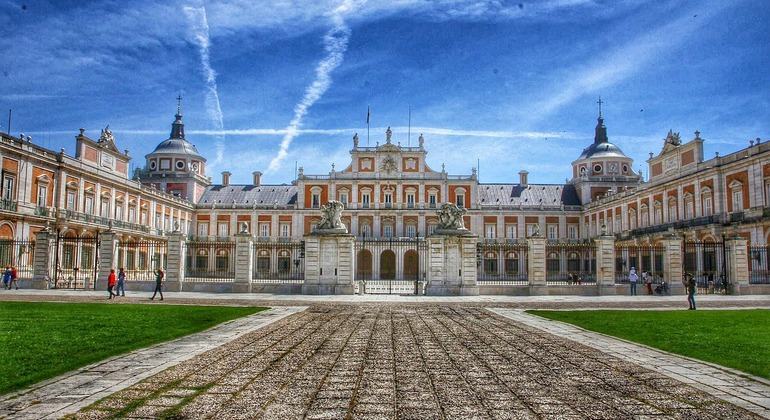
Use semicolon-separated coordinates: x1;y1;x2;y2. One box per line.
145;108;206;162
576;115;629;161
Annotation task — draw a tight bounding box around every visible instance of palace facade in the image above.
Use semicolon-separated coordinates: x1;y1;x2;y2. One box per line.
1;104;768;293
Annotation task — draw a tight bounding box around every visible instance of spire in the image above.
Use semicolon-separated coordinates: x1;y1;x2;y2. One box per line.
169;95;185;139
594;97;608;144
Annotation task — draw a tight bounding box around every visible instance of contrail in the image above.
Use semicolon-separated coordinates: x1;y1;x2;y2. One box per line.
183;2;226;166
266;0;359;174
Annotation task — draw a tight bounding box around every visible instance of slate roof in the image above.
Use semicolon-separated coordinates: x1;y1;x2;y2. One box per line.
198;184;298;206
476;184;582;208
148;138;205;160
577;141;628;160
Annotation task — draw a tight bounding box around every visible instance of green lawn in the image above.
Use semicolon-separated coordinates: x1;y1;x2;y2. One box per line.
0;302;266;395
528;309;770;380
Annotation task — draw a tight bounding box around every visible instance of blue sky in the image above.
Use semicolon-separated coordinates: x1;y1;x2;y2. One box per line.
2;0;768;186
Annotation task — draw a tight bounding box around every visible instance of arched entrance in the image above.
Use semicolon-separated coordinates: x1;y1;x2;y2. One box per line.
380;250;396;280
403;250;419;280
356;249;372;279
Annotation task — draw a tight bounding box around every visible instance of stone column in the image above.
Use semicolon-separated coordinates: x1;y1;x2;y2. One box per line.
594;235;616;295
425;232;479;296
725;235;748;295
96;231;118;291
527;236;547;294
233;231;254;293
661;235;684;295
165;232;186;292
302;233;355;294
31;229;55;289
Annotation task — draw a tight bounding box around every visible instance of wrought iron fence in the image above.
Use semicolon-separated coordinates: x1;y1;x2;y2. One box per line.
545;242;596;285
117;240;168;281
749;246;770;285
477;242;528;285
355;236;428;294
252;240;305;283
683;240;730;294
52;236;100;289
0;239;35;280
614;244;665;285
185;240;236;281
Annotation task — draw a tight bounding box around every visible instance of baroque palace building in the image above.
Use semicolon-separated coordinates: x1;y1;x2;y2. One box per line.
1;103;768;293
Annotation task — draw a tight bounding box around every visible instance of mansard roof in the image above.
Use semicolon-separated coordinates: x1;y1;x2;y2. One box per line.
477;184;581;207
198;184;297;206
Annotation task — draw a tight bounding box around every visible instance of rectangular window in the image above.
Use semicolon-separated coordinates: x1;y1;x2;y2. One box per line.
155;214;161;229
732;190;743;212
428;194;437;209
115;205;123;221
280;223;290;237
568;225;577;239
685;201;694;219
428;224;437;235
406;193;415;208
1;175;14;201
218;222;228;237
37;185;48;206
703;197;712;216
339;192;348;206
485;224;496;239
361;224;371;237
362;193;370;208
766;183;770;207
198;222;209;236
164;216;170;230
140;210;147;225
101;198;110;218
84;196;94;215
384;193;393;208
66;191;76;211
456;194;465;208
128;206;136;223
547;224;557;240
405;224;416;237
260;223;270;237
505;225;517;239
312;193;320;209
383;225;393;237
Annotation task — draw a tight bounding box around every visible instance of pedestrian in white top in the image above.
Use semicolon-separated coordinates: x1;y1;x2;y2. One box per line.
629;267;639;296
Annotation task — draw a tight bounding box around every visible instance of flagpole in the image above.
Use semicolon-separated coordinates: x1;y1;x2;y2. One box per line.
408;106;411;146
366;106;370;146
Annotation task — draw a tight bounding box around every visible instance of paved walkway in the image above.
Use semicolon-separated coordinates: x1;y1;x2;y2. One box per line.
0;306;305;419
491;309;770;419
0;291;768;419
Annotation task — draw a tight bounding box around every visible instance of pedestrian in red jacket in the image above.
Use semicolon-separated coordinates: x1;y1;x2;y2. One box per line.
107;269;117;299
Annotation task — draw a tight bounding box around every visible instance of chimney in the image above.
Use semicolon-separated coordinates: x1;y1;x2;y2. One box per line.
252;171;262;186
221;171;231;186
519;170;529;186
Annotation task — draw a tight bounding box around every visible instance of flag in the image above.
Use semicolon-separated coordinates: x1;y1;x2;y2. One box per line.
366;106;370;124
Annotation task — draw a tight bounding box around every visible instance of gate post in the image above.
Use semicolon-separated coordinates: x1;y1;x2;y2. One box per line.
725;235;748;295
31;228;55;289
233;228;253;293
595;234;616;295
97;231;119;291
661;234;685;295
425;232;479;296
302;233;355;294
527;235;547;295
165;231;185;292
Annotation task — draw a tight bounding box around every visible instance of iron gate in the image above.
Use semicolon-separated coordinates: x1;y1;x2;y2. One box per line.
477;241;528;285
52;234;100;289
749;246;770;285
683;240;730;294
545;242;597;285
614;244;665;284
117;240;168;281
355;236;427;294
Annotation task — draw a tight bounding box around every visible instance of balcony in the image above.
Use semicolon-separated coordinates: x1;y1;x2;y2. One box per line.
0;199;17;212
34;206;49;217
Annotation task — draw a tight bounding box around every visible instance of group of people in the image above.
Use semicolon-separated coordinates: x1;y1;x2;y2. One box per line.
629;267;697;309
2;266;18;290
106;267;165;301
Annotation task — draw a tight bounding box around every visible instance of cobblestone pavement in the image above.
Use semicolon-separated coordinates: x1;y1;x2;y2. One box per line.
64;305;762;419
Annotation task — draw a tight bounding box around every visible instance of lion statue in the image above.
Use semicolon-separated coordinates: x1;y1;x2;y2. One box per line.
437;202;467;230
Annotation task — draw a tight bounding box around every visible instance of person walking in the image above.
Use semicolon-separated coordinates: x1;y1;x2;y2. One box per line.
116;267;126;297
8;266;18;290
107;269;117;299
150;268;164;301
644;271;653;295
628;267;638;296
2;266;10;289
687;273;697;310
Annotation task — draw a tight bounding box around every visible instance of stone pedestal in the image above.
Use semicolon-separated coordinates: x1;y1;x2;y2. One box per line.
302;232;355;295
233;233;254;293
526;236;547;295
425;231;479;296
165;232;185;292
662;235;684;295
595;235;616;295
726;236;748;295
31;229;55;289
97;231;118;291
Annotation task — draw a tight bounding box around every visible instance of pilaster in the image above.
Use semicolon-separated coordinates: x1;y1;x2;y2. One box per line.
97;231;119;291
165;232;185;292
425;232;479;296
302;233;355;294
594;235;616;295
527;236;547;294
726;235;748;295
661;235;685;295
233;231;254;293
31;229;54;289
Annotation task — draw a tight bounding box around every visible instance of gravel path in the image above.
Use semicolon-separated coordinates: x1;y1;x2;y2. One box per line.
69;305;762;419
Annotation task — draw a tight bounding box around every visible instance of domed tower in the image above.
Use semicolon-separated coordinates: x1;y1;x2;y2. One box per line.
570;101;641;204
135;97;210;202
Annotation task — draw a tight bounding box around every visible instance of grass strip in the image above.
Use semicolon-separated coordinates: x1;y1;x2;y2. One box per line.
528;309;770;380
0;301;265;395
